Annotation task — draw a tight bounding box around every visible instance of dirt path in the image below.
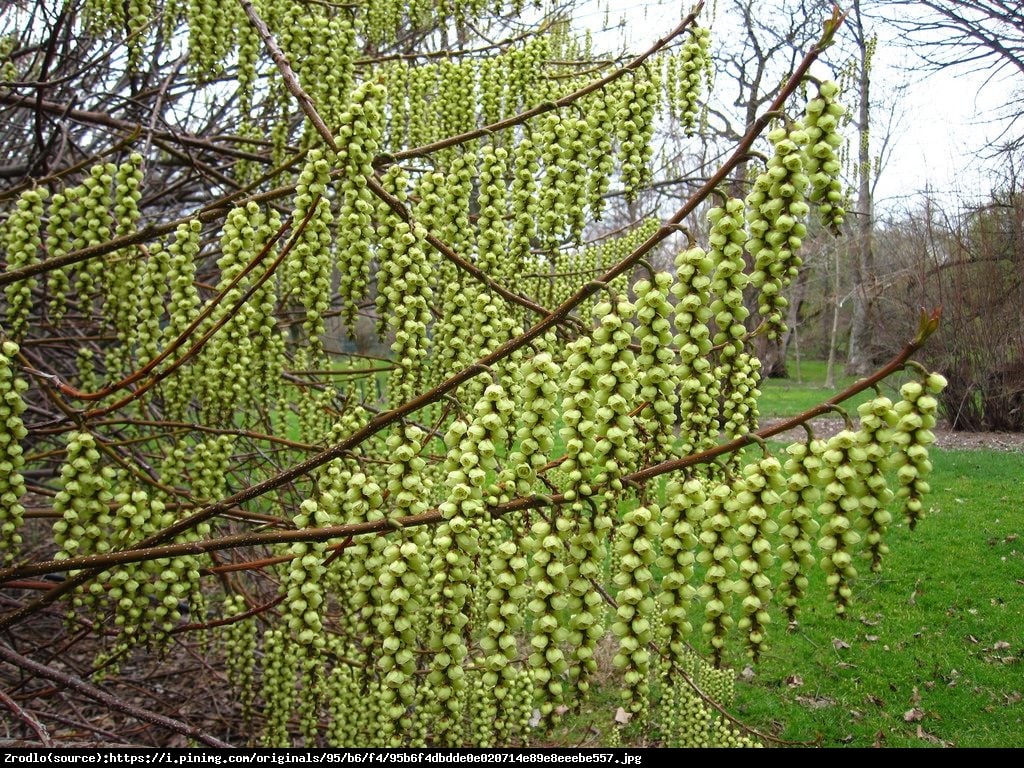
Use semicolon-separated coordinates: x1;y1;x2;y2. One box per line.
761;417;1024;451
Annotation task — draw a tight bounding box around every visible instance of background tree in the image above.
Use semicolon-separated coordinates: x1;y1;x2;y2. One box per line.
0;0;945;747
871;0;1024;156
871;183;1024;430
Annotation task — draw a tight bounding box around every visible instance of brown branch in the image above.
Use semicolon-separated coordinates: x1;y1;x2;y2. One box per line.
46;205;297;404
0;314;933;586
0;643;232;748
239;0;336;151
0;129;142;204
32;417;318;452
0;92;269;163
0;688;53;746
366;175;560;318
354;24;548;65
172;593;284;633
75;200;317;419
0;12;842;628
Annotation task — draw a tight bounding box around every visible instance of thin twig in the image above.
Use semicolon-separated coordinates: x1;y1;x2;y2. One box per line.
0;643;231;748
0;688;53;746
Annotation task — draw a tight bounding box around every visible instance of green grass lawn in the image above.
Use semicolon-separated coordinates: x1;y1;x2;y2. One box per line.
757;359;898;418
734;447;1024;747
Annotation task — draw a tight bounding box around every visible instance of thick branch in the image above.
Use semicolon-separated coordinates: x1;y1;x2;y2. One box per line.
0;312;934;586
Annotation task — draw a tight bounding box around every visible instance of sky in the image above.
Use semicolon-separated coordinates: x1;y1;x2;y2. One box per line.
571;0;1016;215
861;31;1014;213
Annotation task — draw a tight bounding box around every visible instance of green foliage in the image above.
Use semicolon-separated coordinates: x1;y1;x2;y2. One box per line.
0;0;950;749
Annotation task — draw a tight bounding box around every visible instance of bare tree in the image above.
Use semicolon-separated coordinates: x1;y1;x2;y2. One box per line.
870;0;1024;153
843;0;883;375
872;184;1024;430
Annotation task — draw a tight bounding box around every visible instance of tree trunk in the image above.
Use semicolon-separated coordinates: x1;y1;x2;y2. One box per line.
845;0;878;376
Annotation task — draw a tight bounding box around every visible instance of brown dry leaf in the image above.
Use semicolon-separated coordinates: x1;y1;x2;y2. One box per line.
796;694;836;710
837;661;857;669
872;730;886;748
967;634;980;644
992;640;1012;651
910;686;922;706
1002;691;1022;705
839;734;855;744
832;637;851;650
740;664;755;682
859;615;880;627
916;725;951;746
903;707;925;723
613;707;632;725
785;674;804;689
866;694;885;708
865;634;880;643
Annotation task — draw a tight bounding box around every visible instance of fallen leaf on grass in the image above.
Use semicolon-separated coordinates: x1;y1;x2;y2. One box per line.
967;634;979;644
866;694;885;707
785;674;803;688
872;731;886;748
832;638;851;650
916;725;952;746
1002;691;1022;705
613;707;631;725
796;694;836;710
992;640;1012;651
837;661;857;669
554;705;569;716
839;734;855;744
865;634;879;643
903;708;925;723
740;665;755;682
910;686;922;706
859;615;880;627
